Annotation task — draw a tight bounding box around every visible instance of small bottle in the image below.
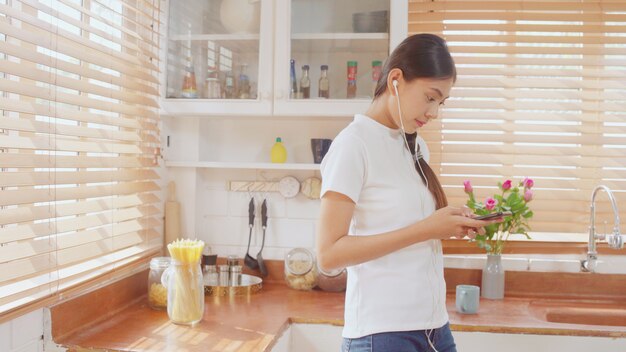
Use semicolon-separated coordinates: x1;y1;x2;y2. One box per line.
181;56;198;98
347;61;357;99
300;65;310;99
290;59;298;99
371;60;383;98
205;65;221;99
271;137;287;163
223;70;235;99
205;265;218;285
318;65;329;99
237;64;251;99
226;255;240;268
230;265;242;287
218;265;230;286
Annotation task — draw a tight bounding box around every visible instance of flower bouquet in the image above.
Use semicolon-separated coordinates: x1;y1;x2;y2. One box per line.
463;178;535;254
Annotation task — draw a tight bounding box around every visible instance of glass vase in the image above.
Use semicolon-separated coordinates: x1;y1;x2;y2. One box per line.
161;259;204;325
481;254;505;299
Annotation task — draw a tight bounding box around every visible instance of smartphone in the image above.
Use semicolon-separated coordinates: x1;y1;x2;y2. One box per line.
473;211;512;221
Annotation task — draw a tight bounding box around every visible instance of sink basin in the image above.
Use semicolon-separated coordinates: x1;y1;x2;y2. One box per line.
545;307;626;327
531;301;626;328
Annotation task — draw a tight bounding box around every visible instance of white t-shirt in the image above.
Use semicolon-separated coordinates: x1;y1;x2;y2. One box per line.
320;114;448;339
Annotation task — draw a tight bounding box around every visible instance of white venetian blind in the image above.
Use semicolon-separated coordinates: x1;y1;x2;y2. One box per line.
410;0;626;234
0;0;162;315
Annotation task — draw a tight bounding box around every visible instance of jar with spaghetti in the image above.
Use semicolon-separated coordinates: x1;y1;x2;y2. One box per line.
284;248;318;290
161;239;205;325
148;257;170;310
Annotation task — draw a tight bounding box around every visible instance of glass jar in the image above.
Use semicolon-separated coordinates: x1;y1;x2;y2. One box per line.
148;257;170;310
284;248;318;290
317;264;347;292
161;259;204;325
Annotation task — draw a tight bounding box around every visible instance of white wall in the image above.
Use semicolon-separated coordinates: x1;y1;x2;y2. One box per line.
164;116;350;259
0;309;44;352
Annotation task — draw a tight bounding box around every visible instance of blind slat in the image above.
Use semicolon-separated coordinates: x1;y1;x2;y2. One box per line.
0;169;158;187
0;193;160;226
0;181;159;207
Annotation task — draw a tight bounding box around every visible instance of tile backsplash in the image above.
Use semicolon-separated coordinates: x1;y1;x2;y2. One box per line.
183;168;321;261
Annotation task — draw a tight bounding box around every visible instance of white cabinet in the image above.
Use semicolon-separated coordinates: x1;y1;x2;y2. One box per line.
271;324;626;352
160;0;408;118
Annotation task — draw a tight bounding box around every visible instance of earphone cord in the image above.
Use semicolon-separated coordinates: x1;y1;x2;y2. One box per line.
394;82;429;190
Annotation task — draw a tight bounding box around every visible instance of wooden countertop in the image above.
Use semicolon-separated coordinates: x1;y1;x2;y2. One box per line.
57;282;626;352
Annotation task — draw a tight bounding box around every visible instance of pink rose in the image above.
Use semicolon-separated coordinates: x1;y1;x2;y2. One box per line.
463;180;473;194
524;189;533;202
502;180;512;191
485;197;497;210
523;177;534;189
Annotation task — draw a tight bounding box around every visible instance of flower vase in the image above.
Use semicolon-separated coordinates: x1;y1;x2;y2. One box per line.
481;254;505;299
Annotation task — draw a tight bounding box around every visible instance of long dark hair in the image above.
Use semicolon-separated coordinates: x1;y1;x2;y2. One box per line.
374;34;456;210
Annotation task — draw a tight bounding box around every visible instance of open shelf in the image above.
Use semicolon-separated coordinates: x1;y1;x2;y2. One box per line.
169;34;261;41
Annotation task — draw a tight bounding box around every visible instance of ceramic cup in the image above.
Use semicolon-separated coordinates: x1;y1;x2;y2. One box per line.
456;284;480;314
311;139;332;164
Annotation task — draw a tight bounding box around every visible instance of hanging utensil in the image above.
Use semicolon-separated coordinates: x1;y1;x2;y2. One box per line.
257;198;268;277
244;197;258;270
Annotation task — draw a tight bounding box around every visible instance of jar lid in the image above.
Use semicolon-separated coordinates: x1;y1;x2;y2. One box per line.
285;248;314;275
318;263;345;278
149;257;171;270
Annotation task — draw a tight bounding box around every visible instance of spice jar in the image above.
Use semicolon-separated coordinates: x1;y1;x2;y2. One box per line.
284;248;318;290
317;264;347;292
148;257;171;310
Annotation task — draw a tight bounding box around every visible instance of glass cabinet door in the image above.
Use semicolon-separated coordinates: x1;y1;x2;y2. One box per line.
274;0;391;116
163;0;272;115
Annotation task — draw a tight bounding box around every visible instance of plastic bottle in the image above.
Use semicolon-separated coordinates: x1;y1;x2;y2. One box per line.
271;137;287;163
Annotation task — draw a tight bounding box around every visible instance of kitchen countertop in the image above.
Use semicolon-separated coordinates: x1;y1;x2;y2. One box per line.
57;282;626;352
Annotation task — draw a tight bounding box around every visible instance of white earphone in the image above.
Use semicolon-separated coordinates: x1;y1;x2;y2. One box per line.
392;78;428;189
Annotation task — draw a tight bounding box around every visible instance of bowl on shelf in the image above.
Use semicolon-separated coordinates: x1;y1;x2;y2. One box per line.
352;10;389;33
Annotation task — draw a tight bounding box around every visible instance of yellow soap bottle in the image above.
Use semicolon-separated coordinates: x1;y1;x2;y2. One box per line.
271;137;287;163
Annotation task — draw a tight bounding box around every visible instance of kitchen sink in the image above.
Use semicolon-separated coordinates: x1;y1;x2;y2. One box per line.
545;307;626;327
531;301;626;328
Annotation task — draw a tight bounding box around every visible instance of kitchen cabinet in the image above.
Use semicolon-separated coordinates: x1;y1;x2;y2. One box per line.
271;324;626;352
160;0;407;118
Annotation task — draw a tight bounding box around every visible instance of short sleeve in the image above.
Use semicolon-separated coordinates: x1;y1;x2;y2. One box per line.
416;135;430;163
320;134;367;203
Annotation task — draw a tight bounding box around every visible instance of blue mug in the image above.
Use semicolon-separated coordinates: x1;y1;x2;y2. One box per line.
456;285;480;314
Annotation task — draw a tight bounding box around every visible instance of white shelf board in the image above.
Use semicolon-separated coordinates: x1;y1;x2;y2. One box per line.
291;32;388;40
291;32;389;53
170;34;260;41
165;161;320;170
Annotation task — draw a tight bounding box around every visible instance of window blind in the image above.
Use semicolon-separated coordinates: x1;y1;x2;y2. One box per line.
409;0;626;234
0;0;162;316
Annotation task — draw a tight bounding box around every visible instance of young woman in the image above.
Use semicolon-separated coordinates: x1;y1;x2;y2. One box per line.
316;34;500;352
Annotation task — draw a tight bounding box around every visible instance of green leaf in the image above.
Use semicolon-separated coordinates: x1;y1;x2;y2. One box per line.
523;210;534;219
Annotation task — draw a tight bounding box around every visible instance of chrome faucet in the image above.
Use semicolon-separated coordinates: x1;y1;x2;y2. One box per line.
581;185;624;272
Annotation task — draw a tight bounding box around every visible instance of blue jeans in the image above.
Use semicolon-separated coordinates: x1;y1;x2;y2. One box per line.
341;322;457;352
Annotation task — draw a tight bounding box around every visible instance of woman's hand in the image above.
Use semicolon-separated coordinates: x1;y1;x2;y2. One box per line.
421;206;499;240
